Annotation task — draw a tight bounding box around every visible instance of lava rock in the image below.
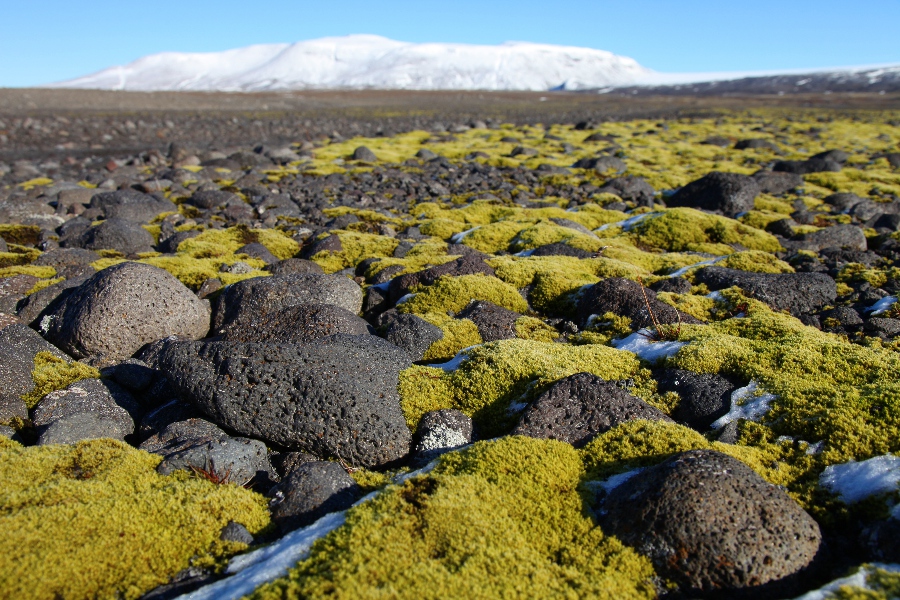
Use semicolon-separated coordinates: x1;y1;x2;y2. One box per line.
33;378;141;442
211;273;362;336
156;437;270;486
265;258;325;275
78;217;155;255
648;277;692;295
655;368;737;431
773;157;842;174
0;316;69;422
381;312;444;361
158;335;413;467
42;262;210;360
823;192;865;213
185;189;241;210
236;242;278;264
108;358;156;392
734;138;779;151
599;450;821;593
270;461;360;532
351;146;378;162
456;300;521;342
511;373;672;447
529;243;594;258
596;176;656;206
220;303;373;343
666;171;760;217
752;171;803;195
576;277;703;330
37;412;130;445
412;409;474;463
796;224;868;252
139;417;227;455
695;267;836;315
88;189;176;223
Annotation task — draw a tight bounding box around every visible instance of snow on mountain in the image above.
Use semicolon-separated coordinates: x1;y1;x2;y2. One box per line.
46;35;653;92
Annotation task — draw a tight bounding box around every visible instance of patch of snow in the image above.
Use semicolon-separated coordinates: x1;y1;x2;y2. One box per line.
819;454;900;504
394;293;415;306
710;381;775;429
368;281;391;292
430;346;479;371
514;248;536;257
706;290;725;301
866;296;897;315
449;226;481;243
806;441;825;456
611;329;686;364
668;257;722;278
593;212;656;233
793;563;900;600
595;468;645;495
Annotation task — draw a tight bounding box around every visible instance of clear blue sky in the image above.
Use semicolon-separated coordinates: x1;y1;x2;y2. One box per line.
3;0;899;87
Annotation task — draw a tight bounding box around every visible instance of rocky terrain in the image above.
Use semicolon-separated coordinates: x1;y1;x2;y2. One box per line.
1;91;900;599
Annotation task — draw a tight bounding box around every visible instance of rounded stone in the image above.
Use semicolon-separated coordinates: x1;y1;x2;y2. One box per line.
220;303;373;343
270;461;360;532
666;171;760;218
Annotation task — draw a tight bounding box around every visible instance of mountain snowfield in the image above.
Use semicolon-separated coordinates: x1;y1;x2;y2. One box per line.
47;35;654;92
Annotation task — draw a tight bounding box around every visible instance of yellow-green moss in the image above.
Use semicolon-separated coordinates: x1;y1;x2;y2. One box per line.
510;220;603;253
310;230;398;273
21;352;100;409
399;274;528;316
717;250;794;273
399;338;651;433
0;265;56;279
514;316;559;342
421;314;483;362
830;567;900;600
0;224;42;246
249;436;656;600
0;439;269;600
656;292;717;321
629;208;782;253
177;226;298;260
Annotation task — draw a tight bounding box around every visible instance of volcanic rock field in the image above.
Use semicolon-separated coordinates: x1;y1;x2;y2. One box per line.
2;95;900;599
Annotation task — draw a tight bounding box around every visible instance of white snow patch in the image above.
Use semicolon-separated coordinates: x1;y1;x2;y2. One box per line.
594;212;656;233
793;563;900;600
394;293;415;307
866;295;897;315
514;248;536;257
368;281;391;292
430;346;479;371
668;257;722;278
450;226;481;244
710;381;775;429
706;290;725;301
590;468;645;496
819;454;900;504
611;329;686;364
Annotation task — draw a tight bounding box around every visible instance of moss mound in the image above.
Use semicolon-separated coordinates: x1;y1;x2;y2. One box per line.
249;436;656;600
0;439;270;600
628;208;782;253
398;273;529;316
22;352;100;409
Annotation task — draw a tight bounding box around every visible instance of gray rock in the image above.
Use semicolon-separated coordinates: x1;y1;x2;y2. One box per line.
32;247;100;268
596;176;656;206
158;336;413;467
78;217;156;255
655;368;737;431
270;461;360;532
270;451;319;479
211;273;362;336
42;262;210;360
220;521;254;545
413;409;473;459
186;190;241;210
766;217;798;238
89;189;176;223
811;149;849;164
576;277;703;330
667;171;760;217
220;303;372;343
381;312;443;361
139;417;227;454
157;437;269;485
752;170;803;195
529;243;594;258
236;242;278;265
823;193;865;213
388;254;494;302
572;156;625;172
157;230;199;253
648;277;692;295
33;378;141;441
600;450;821;593
265;258;324;276
37;412;130;445
734;138;779;151
547;218;598;238
774;157;842;174
864;317;900;338
695;266;836;315
302;234;343;259
108;358;155;392
512;373;672;448
16;271;93;327
351;146;378;162
456;300;521;342
0;316;69;422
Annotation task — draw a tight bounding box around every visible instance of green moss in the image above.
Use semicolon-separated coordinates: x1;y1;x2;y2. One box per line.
0;224;42;246
656;292;717;321
510;220;603;253
717;250;794;273
310;230;398;273
455;220;525;253
177;226;299;260
836;263;898;289
399;338;651;433
249;436;656;600
514;316;559;342
0;439;270;600
421;314;483;362
399;274;528;316
830;567;900;600
629;208;782;253
739;210;791;231
22;352;100;409
0;265;56;279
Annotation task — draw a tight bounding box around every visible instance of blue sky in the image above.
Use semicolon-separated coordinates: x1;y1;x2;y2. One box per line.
3;0;899;87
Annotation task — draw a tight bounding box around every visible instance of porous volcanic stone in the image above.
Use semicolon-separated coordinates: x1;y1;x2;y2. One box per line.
512;373;672;447
78;217;155;255
211;273;362;336
797;224;868;252
270;461;360;532
0;316;69;422
655;368;737;431
596;176;656;205
456;300;521;342
157;335;413;467
600;450;821;593
42;262;210;360
381;312;444;361
752;171;803;195
265;258;324;275
37;412;129;445
666;171;760;217
220;303;372;343
32;378;141;442
576;277;703;330
156;437;270;485
530;243;594;258
413;409;474;460
694;266;836;315
88;189;176;223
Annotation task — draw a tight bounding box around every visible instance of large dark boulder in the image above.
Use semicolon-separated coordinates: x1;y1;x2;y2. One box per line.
456;300;520;342
211;273;362;337
78;217;155;255
512;373;672;447
157;335;413;467
666;172;760;217
220;303;372;343
270;461;360;532
89;189;176;223
576;277;703;330
695;266;836;315
42;262;210;360
381;312;444;361
600;450;821;594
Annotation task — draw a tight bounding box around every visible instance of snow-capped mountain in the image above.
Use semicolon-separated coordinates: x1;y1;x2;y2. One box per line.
47;35;653;92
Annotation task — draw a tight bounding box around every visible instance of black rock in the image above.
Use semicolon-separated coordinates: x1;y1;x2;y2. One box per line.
752;171;803;195
695;267;836;315
351;146;378;162
0;316;69;422
220;303;373;343
33;378;141;443
572;156;625;173
186;190;241;210
156;230;199;253
108;358;156;392
16;271;92;327
810;149;849;164
734;139;779;151
823;192;865;212
270;461;360;532
381;312;444;361
265;258;325;275
89;189;176;223
773;157;842;174
655;368;737;431
596;176;656;206
511;372;672;448
648;277;692;295
220;521;254;545
796;224;868;252
576;277;703;330
456;300;520;342
158;336;413;467
666;171;759;218
864;317;900;339
32;247;101;269
236;242;278;264
599;450;821;593
388;254;495;302
211;273;362;337
529;243;594;258
156;437;270;486
78;217;155;255
139;417;227;455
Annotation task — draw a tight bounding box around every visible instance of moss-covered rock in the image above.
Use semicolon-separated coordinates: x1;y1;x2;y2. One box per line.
398;273;528;316
21;352;100;409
